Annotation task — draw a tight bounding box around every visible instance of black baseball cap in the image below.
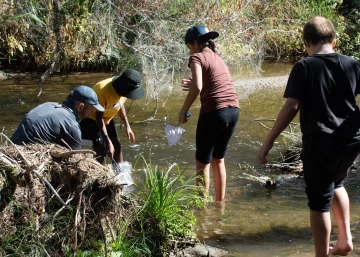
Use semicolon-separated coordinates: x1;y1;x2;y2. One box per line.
69;85;104;112
112;69;144;100
184;25;219;44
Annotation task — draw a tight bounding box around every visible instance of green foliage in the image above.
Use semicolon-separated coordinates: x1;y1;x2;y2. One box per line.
0;209;49;256
109;155;203;256
1;0;360;81
135;156;201;237
335;10;360;60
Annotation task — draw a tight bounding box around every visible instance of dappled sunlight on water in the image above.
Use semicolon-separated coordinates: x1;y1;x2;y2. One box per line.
1;64;360;256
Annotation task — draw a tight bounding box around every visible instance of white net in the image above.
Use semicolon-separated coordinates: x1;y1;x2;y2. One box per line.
163;123;186;146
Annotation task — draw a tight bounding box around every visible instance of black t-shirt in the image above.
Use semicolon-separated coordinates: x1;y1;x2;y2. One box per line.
11;101;81;150
284;52;360;155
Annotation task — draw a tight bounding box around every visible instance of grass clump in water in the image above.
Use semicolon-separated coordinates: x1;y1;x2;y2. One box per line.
109;154;204;257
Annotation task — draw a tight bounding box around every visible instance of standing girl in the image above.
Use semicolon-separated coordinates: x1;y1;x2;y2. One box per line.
178;26;240;204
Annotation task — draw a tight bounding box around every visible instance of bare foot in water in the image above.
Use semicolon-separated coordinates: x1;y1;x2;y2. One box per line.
329;240;353;256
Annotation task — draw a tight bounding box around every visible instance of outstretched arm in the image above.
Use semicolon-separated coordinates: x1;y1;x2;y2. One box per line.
118;105;135;144
178;62;202;124
259;97;302;164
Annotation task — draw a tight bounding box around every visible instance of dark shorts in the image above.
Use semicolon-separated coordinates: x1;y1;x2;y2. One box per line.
196;107;239;164
80;118;118;146
303;151;358;212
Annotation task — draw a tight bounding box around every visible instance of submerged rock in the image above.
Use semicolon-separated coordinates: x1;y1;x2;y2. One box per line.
171;243;230;257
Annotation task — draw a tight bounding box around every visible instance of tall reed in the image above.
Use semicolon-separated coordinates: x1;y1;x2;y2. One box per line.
110;154;203;256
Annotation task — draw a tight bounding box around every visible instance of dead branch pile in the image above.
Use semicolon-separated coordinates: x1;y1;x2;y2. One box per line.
0;136;135;256
252;118;303;174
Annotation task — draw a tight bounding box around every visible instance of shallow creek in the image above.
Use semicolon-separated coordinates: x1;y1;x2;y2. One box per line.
1;63;360;257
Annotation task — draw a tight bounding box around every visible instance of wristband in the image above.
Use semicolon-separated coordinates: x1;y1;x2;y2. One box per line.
179;111;191;118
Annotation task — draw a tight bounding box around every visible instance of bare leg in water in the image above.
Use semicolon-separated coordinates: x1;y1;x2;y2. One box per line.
196;160;210;199
211;157;226;203
310;187;353;257
196;157;227;203
329;186;353;256
310;210;331;257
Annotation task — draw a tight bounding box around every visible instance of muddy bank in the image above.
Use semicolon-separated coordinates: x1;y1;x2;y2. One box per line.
0;140;125;256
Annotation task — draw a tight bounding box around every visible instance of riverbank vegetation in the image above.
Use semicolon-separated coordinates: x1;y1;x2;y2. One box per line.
1;1;360;83
0;136;204;256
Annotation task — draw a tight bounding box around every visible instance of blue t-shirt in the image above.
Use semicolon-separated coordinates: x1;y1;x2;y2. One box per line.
11;101;81;150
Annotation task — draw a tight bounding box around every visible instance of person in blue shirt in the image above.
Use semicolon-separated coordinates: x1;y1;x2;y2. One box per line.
11;85;104;150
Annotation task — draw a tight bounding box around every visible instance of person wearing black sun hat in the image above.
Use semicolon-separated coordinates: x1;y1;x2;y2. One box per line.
178;25;240;205
80;69;144;165
184;25;219;45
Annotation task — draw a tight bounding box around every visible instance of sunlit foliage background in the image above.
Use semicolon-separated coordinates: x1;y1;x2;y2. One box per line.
1;0;360;94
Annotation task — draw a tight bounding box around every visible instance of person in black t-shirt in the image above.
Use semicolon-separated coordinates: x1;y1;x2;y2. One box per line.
259;17;360;257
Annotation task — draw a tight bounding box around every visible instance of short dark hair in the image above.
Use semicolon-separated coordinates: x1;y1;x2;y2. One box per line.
66;97;81;106
303;16;336;45
66;96;76;105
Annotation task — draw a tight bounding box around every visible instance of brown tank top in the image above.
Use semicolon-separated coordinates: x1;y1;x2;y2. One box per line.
189;48;239;114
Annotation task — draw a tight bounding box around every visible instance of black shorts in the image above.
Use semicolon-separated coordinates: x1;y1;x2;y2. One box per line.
303;151;358;212
80;118;118;146
196;107;239;164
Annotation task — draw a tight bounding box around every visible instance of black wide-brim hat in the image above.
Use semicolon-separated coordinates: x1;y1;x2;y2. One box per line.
112;69;144;100
184;25;219;44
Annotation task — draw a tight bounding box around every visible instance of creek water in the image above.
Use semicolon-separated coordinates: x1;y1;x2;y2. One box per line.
1;63;360;257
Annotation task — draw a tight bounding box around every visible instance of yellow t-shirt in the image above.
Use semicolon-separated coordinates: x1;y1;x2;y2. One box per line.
88;77;127;124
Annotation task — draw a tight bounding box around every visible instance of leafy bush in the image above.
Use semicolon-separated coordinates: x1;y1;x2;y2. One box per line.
1;0;360;97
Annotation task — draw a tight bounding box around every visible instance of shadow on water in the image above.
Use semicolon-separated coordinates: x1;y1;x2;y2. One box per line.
1;63;360;256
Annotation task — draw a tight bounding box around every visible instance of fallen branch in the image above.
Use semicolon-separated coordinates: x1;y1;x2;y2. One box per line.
61;138;72;150
50;149;96;159
106;215;116;241
265;163;303;172
98;214;108;256
252;118;300;134
53;193;75;221
0;133;32;167
74;191;83;249
33;162;71;209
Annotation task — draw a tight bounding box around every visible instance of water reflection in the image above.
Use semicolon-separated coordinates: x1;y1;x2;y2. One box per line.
1;64;360;256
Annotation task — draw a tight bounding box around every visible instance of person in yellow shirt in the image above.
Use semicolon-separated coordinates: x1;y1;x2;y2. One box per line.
80;69;144;164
